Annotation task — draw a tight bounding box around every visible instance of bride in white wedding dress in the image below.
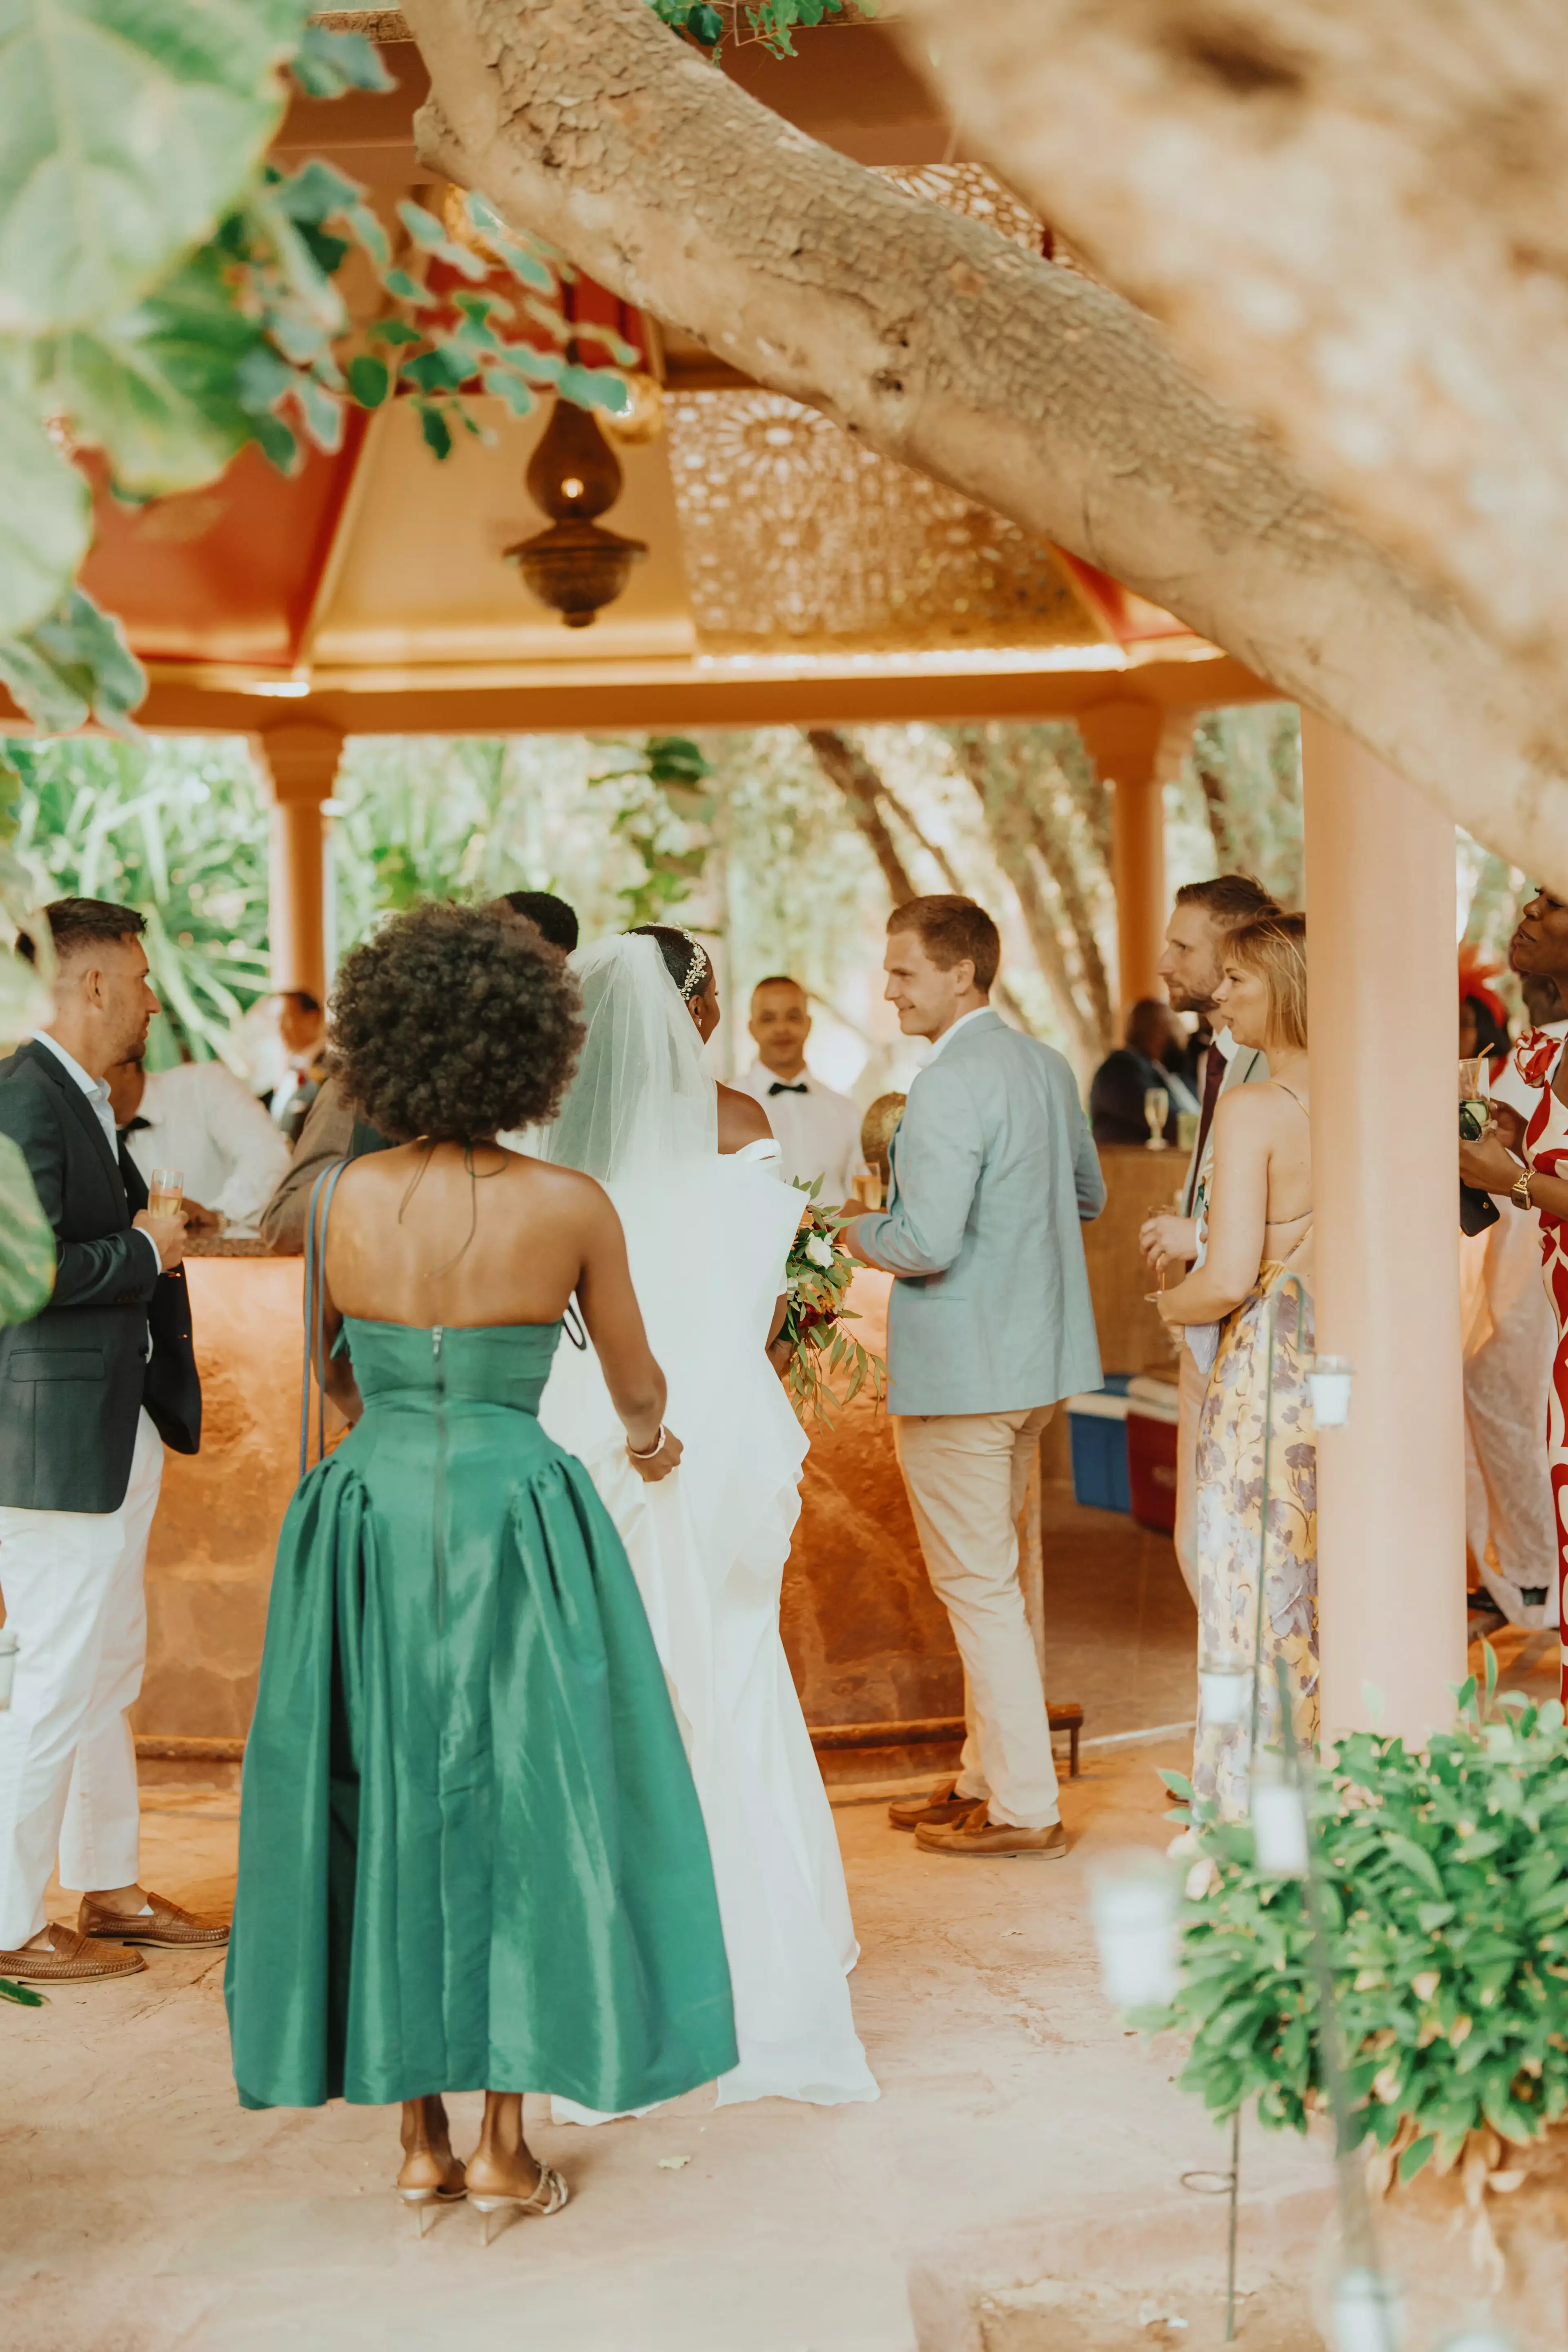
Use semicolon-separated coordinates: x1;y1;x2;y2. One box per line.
535;928;877;2111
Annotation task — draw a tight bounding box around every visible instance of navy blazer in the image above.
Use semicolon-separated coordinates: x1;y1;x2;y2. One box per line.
0;1040;200;1511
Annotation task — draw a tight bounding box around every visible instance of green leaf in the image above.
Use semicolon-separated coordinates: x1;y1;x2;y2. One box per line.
687;3;724;43
0;1973;46;2007
417;403;452;461
40;245;264;497
0;588;146;737
403;347;470;395
1397;2133;1436;2185
346;354;390;410
0;0;310;333
288;23;395;98
0;1131;55;1325
0;352;91;635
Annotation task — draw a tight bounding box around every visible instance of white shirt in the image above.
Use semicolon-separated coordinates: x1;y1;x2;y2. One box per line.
735;1062;867;1200
123;1061;292;1234
920;1006;991;1069
31;1029;163;1287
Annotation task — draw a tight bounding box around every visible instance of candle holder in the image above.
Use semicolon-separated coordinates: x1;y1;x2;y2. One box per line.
1249;1745;1309;1878
0;1627;14;1712
1330;2267;1405;2352
1308;1354;1355;1428
1087;1851;1180;2009
1197;1656;1254;1726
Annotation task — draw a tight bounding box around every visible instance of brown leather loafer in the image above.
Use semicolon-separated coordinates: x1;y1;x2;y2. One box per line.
0;1922;147;1982
78;1891;229;1949
914;1806;1068;1859
888;1778;977;1831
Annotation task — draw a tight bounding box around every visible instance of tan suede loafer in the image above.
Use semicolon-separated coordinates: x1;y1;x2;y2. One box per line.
79;1891;229;1949
0;1922;147;1982
914;1806;1067;1859
888;1779;976;1832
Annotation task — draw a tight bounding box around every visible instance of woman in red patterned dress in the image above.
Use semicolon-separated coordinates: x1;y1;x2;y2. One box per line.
1459;888;1568;1698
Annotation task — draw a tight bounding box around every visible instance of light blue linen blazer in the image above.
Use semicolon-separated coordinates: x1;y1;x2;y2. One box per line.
853;1009;1106;1418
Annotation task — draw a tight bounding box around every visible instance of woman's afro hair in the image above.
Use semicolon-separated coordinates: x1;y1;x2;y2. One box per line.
328;900;584;1143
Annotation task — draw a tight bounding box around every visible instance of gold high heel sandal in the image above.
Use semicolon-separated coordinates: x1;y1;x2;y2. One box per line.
469;2163;570;2245
398;2178;467;2237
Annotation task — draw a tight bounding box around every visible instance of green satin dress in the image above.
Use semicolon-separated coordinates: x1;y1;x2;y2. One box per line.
225;1316;737;2111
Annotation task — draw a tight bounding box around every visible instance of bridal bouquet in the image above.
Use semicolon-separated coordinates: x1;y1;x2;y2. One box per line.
778;1181;886;1429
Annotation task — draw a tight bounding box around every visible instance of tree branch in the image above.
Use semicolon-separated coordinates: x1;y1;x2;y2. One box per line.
954;735;1100;1067
804;727;917;906
401;0;1568;889
894;0;1568;669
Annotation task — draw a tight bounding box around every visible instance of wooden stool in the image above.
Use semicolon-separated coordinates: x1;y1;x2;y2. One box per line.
1047;1699;1083;1778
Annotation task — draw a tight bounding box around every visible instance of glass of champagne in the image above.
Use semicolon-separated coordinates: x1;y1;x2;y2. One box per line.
1143;1086;1170;1150
148;1167;184;1218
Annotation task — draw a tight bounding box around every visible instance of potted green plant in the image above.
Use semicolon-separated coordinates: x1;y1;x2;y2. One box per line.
1145;1647;1568;2341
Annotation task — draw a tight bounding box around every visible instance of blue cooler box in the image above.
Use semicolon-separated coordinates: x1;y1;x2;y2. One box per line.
1066;1376;1132;1514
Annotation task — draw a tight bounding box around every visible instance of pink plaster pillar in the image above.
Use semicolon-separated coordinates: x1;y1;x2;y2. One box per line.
1302;715;1467;1746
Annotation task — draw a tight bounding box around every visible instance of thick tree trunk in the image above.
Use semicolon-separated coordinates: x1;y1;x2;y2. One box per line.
402;0;1568;889
953;739;1101;1066
804;728;916;907
894;0;1568;670
804;728;1035;1034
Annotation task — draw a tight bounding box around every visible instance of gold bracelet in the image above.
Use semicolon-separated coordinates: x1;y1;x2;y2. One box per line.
1512;1166;1535;1212
626;1425;665;1459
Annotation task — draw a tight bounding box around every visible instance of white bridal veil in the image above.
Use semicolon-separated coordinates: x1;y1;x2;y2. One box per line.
537;934;717;1184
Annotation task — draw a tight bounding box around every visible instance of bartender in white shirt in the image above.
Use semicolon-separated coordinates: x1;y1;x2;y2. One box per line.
735;975;868;1200
108;1056;292;1236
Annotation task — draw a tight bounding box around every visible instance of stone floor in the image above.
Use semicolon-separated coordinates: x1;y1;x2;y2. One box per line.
11;1489;1498;2352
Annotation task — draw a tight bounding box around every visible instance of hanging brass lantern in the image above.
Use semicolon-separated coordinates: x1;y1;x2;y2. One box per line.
506;396;647;629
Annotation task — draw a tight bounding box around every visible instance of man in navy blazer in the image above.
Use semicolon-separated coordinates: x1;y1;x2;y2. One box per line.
0;900;218;1984
846;897;1104;1858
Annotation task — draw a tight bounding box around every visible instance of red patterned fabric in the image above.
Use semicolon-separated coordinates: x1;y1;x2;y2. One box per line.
1515;1029;1568;1695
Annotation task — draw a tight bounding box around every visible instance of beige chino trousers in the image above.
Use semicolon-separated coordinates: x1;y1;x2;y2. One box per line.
893;1405;1060;1830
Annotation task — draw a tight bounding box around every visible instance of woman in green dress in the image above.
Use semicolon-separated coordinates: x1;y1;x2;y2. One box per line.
225;902;736;2234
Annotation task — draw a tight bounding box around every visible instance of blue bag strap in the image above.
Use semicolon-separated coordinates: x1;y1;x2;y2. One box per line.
299;1159;350;1481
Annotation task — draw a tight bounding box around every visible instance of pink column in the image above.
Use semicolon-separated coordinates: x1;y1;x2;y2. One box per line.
1302;715;1467;1746
1080;704;1167;1016
252;724;343;1007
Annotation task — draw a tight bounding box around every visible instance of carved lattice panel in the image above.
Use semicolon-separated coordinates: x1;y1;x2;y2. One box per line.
665;390;1100;654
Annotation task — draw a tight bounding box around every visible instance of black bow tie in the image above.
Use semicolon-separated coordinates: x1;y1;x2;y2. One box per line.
119;1116;154;1135
767;1080;808;1097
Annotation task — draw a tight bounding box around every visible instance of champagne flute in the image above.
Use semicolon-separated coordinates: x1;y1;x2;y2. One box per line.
148;1166;184;1218
1143;1086;1170;1151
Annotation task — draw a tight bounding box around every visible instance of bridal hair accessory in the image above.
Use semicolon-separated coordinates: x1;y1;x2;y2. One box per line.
673;931;710;1002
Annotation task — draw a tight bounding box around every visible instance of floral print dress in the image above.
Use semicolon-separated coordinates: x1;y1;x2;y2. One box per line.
1192;1230;1318;1819
1511;1029;1568;1699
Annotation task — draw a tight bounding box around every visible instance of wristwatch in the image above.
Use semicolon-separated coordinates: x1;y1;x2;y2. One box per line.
1512;1166;1535;1212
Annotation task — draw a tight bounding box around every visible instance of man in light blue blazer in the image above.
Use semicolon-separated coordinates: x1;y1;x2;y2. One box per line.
846;897;1105;1858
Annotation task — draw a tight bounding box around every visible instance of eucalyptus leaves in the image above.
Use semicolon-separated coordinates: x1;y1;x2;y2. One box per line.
1149;1647;1568;2188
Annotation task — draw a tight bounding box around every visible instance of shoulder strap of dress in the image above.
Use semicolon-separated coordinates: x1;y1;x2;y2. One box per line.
299;1157;350;1481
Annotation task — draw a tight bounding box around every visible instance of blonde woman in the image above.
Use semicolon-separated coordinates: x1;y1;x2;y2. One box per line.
1149;913;1315;1815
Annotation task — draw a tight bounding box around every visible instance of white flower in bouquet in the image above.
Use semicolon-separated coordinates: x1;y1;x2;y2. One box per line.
804;1233;835;1272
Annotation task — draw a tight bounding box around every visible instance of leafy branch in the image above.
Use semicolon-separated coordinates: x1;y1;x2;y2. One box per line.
588;736;717;927
1147;1644;1568;2192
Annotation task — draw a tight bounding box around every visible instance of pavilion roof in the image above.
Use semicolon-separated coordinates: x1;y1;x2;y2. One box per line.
10;14;1273;741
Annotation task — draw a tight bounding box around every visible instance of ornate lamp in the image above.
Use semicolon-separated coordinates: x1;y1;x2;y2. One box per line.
506;396;647;629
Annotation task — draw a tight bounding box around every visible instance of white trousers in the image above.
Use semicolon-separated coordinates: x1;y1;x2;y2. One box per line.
0;1408;162;1946
894;1406;1061;1830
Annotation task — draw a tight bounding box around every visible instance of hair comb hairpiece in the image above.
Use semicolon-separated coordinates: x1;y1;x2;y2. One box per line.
674;930;710;1003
